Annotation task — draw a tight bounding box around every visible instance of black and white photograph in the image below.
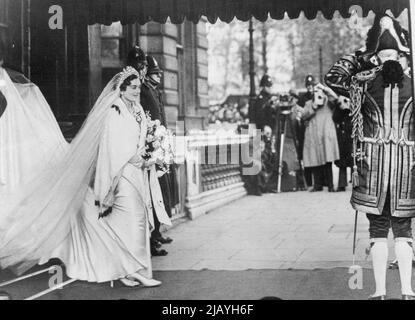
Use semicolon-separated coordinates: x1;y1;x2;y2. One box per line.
0;0;415;304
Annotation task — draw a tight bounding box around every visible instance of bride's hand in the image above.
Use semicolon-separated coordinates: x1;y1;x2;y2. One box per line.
136;146;146;157
157;170;166;178
145;158;156;167
129;153;144;168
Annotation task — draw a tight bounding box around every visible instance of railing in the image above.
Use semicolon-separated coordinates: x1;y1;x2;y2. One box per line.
180;131;251;219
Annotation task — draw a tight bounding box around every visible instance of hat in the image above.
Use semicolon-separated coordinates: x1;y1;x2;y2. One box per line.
260;75;273;87
305;74;315;86
146;55;163;75
366;15;410;55
126;46;147;68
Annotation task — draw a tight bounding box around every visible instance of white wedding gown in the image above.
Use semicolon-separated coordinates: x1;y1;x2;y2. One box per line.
0;67;68;195
0;69;171;282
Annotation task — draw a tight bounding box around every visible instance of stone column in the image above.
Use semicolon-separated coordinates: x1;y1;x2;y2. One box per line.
140;21;179;129
87;25;102;110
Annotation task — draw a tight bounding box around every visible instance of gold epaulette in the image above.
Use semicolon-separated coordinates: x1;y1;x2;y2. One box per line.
354;66;382;83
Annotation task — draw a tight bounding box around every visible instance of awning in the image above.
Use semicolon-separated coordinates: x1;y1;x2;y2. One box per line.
53;0;409;26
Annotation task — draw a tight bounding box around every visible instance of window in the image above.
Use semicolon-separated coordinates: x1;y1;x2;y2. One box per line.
0;0;7;26
0;0;8;32
0;0;8;59
101;22;126;68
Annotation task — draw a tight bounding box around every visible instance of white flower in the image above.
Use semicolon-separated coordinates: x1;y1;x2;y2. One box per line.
164;153;172;164
154;126;167;138
153;148;164;161
161;139;169;151
154;119;161;127
146;134;155;143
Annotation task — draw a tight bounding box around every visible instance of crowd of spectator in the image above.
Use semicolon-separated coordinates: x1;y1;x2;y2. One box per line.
208;98;250;125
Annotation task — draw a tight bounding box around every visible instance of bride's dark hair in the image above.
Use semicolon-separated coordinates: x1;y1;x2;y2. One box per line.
120;74;139;92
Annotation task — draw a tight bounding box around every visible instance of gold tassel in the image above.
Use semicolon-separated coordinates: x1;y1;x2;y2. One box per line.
352;165;359;187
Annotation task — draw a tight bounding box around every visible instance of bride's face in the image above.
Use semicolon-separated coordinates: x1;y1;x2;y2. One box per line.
122;78;141;103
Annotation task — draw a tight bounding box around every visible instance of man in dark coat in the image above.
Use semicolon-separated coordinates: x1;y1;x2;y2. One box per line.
332;96;353;191
325;15;415;300
246;75;276;196
259;132;278;193
249;75;277;131
140;55;179;256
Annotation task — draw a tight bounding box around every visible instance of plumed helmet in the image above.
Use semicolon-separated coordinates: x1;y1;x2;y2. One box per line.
126;45;147;69
146;55;163;75
259;75;273;87
305;74;315;87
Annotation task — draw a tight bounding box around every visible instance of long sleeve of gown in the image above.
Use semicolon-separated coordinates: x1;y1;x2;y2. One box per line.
94;104;140;214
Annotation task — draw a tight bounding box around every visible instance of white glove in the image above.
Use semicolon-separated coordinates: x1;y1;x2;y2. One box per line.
157;170;166;178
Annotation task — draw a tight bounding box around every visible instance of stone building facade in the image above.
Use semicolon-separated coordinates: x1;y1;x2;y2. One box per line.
1;0;247;219
0;0;209;134
139;19;209;131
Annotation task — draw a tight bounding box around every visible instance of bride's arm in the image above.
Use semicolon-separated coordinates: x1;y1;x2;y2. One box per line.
129;146;146;168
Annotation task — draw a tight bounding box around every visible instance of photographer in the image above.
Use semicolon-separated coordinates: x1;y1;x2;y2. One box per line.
291;75;316;190
299;83;340;192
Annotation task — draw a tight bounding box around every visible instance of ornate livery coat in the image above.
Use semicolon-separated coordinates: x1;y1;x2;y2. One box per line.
326;54;415;217
349;67;415;217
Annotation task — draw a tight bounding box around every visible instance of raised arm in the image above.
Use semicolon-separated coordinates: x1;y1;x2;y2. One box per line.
324;54;361;98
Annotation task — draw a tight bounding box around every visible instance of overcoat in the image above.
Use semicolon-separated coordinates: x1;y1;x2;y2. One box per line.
301;99;340;168
140;81;179;217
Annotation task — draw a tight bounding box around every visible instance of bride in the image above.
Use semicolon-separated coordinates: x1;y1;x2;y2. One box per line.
0;66;171;287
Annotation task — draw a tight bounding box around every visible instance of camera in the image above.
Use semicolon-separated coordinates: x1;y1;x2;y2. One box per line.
314;89;326;107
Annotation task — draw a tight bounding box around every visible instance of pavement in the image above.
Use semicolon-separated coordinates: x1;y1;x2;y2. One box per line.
154;189;374;271
1;267;409;300
0;188;410;300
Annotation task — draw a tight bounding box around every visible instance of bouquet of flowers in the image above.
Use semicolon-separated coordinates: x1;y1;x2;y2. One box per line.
142;111;174;173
